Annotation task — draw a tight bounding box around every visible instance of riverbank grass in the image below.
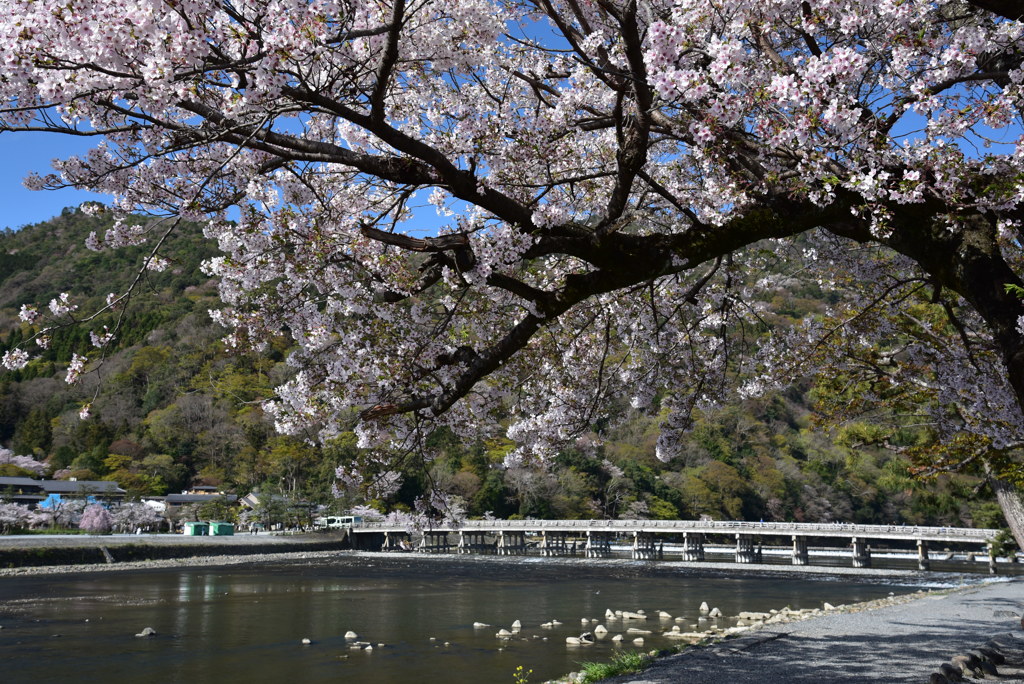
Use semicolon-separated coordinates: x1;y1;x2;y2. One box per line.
578;650;652;682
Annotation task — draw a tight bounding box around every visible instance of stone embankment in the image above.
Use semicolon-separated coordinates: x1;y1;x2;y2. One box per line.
0;533;350;573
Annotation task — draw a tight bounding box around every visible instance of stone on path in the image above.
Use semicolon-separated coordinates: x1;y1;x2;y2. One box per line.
938;663;963;682
978;646;1005;664
951;653;980;676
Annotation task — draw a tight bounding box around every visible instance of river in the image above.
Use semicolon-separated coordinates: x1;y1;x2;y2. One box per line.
0;553;988;683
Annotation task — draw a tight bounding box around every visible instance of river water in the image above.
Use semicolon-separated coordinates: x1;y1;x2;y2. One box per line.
0;553;988;684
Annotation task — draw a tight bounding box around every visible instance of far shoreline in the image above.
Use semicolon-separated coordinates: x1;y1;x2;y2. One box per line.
0;538;1001;587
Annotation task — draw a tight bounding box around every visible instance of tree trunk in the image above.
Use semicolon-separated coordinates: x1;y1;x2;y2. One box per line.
987;468;1024;550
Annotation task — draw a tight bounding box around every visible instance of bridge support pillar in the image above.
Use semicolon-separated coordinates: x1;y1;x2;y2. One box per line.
792;536;809;565
458;531;493;554
632;532;658;560
917;540;930;571
988;544;998;575
682;532;705;561
419;531;450;553
497;530;527;555
540;531;572;557
852;537;871;568
586;531;613;558
735;534;756;563
382;531;412;552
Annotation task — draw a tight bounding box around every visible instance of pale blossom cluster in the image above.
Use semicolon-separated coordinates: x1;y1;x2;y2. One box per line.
1;349;30;371
111;502;164;532
79;503;113;533
0;447;46;475
89;326;114;348
1;0;1022;478
0;502;34;533
48;293;77;317
64;353;88;385
18;304;40;323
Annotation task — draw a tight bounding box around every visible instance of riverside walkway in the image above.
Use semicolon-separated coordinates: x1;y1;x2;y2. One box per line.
350;519;1000;571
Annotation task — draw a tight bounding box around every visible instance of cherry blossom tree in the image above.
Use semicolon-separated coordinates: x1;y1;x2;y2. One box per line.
111;501;164;533
78;502;113;533
0;502;32;533
2;0;1024;536
0;447;47;476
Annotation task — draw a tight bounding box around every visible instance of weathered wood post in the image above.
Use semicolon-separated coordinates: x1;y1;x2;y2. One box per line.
792;535;809;565
497;530;527;555
632;531;657;560
917;539;930;571
682;532;705;561
735;534;755;563
851;537;871;568
586;530;613;558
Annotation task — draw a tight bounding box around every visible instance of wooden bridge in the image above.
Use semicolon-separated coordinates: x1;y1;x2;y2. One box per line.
349;519;1001;572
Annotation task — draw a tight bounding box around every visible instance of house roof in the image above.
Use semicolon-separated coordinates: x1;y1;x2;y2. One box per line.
0;476;43;489
40;480;126;495
165;493;238;504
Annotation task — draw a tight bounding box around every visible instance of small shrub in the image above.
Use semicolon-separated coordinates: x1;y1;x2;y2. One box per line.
578;651;651;683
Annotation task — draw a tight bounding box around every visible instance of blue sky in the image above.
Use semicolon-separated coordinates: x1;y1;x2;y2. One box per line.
0;131;110;230
0;130;457;235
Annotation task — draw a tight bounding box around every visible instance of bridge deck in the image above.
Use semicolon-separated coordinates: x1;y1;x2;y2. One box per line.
352;519;995;544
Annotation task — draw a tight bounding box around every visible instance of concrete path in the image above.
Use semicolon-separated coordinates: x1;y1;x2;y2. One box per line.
605;579;1024;683
0;531;337;548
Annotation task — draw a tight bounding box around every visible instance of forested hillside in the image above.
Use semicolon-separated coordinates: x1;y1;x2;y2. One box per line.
0;207;1006;529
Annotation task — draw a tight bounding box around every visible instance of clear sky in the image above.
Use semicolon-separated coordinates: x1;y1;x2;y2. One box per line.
0;131;110;231
0;130;454;235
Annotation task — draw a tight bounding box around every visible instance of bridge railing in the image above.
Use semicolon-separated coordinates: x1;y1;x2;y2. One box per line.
353;518;996;541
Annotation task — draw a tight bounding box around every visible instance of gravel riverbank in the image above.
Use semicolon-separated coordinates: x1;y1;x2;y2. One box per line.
577;578;1024;683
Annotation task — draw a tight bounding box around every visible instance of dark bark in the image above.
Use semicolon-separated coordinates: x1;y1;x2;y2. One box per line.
966;0;1024;21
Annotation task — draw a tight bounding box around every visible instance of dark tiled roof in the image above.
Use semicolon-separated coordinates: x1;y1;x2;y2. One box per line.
0;477;43;488
166;494;238;504
40;480;126;495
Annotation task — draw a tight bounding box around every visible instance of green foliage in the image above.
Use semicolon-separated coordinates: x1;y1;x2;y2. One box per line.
198;497;237;522
990;529;1019;559
0;209;1011;526
578;651;651;682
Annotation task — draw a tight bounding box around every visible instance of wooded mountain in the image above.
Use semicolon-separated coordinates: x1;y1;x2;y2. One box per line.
0;207;1008;531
